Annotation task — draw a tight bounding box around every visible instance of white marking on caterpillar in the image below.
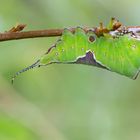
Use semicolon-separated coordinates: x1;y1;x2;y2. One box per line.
55;52;58;56
92;51;111;70
72;46;74;49
131;45;136;50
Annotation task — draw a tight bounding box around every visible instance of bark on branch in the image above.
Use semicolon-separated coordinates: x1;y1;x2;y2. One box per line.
0;29;69;42
0;24;140;42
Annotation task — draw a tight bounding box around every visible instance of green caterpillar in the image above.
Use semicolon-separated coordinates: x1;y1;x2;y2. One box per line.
12;18;140;83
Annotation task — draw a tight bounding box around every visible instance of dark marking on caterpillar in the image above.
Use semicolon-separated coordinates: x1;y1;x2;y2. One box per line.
45;45;56;54
89;36;95;42
75;51;109;70
132;69;140;80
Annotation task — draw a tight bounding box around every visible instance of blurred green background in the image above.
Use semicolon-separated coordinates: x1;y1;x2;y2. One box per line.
0;0;140;140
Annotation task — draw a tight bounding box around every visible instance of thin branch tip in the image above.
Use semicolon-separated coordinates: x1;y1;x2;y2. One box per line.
0;21;140;42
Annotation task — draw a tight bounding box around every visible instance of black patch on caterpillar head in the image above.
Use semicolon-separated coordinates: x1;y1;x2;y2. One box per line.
75;51;109;70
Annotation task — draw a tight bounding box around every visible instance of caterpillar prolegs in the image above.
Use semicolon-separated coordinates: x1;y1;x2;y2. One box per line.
12;19;140;83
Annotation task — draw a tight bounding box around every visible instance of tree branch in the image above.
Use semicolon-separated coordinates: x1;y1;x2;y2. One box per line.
0;19;121;42
0;29;68;42
0;24;140;42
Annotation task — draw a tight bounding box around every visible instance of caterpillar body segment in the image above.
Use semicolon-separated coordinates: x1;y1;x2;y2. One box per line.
39;28;140;79
39;27;92;65
12;19;140;83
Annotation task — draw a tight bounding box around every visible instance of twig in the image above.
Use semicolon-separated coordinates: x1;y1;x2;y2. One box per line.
0;29;67;42
0;23;140;42
0;19;122;42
